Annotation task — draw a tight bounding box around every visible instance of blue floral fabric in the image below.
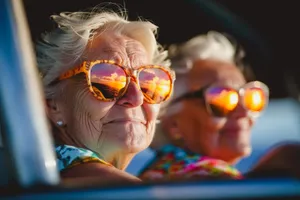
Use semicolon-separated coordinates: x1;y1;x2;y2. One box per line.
55;145;112;171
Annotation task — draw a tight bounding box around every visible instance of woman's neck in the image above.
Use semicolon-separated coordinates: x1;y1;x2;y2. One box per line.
52;126;85;148
110;153;135;170
53;125;137;171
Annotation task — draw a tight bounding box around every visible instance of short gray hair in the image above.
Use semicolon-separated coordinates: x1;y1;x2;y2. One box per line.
168;31;246;74
36;7;170;99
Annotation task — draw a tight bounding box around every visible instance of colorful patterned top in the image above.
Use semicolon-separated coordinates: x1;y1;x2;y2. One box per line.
55;145;113;172
139;144;243;181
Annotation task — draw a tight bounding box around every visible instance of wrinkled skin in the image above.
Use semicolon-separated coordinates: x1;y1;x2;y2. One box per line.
47;31;160;170
162;59;255;164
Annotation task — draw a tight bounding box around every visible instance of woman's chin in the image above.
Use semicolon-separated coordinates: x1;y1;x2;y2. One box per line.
101;122;151;153
122;137;149;154
218;144;252;164
236;141;252;155
231;145;252;163
114;133;150;154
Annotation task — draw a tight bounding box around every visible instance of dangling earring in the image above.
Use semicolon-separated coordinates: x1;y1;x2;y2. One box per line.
56;121;64;127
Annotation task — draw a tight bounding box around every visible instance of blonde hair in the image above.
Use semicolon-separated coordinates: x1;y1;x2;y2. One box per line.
36;6;170;98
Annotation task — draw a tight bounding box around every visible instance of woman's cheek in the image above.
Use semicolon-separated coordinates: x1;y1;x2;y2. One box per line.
85;96;116;120
143;104;161;122
146;120;157;145
212;117;227;130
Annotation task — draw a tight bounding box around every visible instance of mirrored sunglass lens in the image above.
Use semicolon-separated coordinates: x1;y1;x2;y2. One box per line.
244;87;267;112
139;68;172;103
90;63;127;99
206;87;239;117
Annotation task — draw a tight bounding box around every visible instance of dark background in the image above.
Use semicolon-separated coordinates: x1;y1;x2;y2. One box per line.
23;0;300;99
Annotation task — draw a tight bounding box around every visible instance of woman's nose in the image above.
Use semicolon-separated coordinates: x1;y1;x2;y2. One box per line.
117;80;144;107
229;101;248;119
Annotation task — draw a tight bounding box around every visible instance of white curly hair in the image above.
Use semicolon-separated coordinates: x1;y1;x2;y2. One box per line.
36;6;170;99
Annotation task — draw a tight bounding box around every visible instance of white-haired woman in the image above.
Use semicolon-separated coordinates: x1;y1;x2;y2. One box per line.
139;31;269;181
36;7;175;184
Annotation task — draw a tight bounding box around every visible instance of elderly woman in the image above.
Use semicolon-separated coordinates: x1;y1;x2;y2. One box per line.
139;31;269;181
36;8;175;184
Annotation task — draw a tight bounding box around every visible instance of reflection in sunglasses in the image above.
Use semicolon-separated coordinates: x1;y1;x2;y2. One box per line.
206;86;268;117
91;65;172;103
139;70;171;103
91;70;127;99
244;89;266;112
207;89;239;112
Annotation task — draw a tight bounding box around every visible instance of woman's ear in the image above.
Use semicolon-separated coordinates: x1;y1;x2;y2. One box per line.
45;98;64;127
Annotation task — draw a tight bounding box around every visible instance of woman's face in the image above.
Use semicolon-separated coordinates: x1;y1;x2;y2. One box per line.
166;59;254;164
49;32;161;164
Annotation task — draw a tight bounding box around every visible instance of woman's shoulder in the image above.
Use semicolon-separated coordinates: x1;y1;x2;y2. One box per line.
56;145;142;185
55;144;112;172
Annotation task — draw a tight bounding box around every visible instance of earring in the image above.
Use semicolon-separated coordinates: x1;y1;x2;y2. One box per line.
56;121;64;127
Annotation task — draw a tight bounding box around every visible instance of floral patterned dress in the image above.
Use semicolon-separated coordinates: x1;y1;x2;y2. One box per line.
139;145;243;181
55;145;112;171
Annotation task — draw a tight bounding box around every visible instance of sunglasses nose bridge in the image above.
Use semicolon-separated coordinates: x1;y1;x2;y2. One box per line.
127;69;138;82
234;88;249;108
218;89;244;117
234;88;247;108
128;76;138;85
228;98;248;118
125;76;142;95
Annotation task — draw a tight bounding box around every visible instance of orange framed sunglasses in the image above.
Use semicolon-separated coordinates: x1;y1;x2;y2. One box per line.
172;81;269;117
59;60;176;104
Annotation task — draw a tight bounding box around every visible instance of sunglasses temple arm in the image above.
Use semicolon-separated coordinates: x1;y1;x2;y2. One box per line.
170;89;205;104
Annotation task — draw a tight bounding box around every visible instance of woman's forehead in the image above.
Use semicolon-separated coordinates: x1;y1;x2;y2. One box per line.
85;33;149;68
187;59;246;90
